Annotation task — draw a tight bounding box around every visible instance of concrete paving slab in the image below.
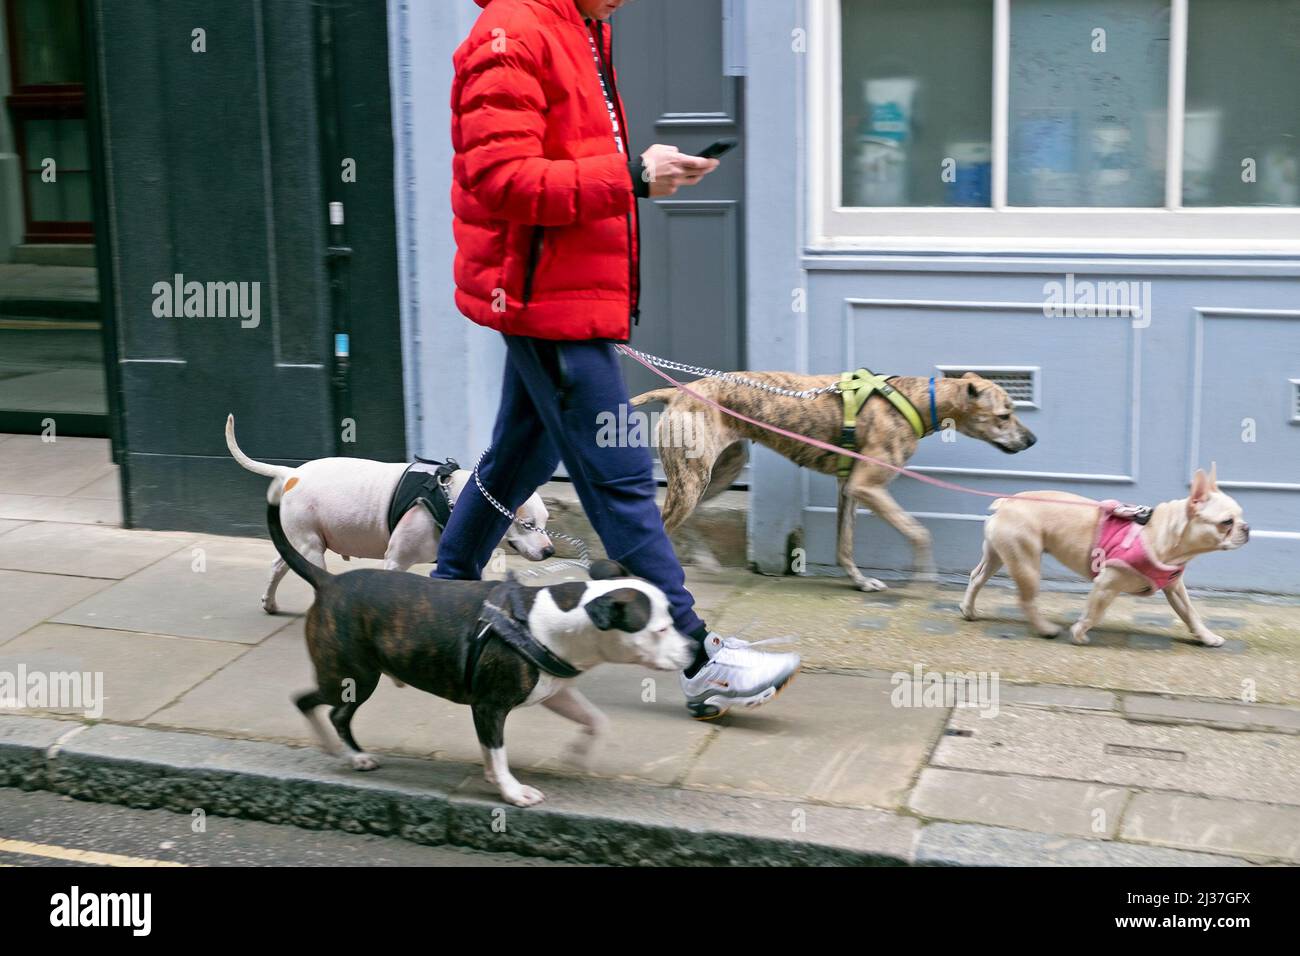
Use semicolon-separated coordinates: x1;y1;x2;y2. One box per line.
683;672;947;809
1122;694;1300;734
67;470;120;500
934;705;1300;805
0;569;111;644
50;537;317;642
1120;792;1300;863
916;822;1250;866
0;435;115;496
0;521;191;578
151;623;717;786
0;623;245;722
998;683;1117;711
708;575;1300;705
907;767;1128;837
0;492;120;525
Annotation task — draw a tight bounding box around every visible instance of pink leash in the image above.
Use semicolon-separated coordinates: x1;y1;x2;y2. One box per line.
616;344;1102;511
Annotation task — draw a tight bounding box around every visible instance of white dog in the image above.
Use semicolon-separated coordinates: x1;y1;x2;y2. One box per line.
226;415;553;613
960;466;1248;646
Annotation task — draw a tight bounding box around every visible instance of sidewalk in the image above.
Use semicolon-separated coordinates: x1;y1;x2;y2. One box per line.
1;433;1298;865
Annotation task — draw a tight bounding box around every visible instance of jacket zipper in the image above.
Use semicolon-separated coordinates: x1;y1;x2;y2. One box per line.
521;226;544;306
595;21;639;335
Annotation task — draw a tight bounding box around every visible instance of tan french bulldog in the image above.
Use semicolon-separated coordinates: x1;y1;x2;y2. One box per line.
960;465;1249;646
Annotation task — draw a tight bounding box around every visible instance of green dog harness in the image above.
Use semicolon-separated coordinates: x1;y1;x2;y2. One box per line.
836;368;928;479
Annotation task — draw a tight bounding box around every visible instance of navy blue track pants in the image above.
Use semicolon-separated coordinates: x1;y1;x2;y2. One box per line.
430;334;706;642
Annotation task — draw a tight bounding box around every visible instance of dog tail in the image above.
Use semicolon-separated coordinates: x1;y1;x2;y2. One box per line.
266;479;329;591
226;415;293;480
629;387;677;407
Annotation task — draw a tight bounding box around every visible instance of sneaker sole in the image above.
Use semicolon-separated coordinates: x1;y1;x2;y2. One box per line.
687;664;802;721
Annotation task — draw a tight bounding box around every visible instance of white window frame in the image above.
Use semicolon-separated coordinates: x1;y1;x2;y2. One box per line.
808;0;1300;255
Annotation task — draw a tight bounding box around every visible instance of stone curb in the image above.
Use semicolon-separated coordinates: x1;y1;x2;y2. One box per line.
1;716;915;865
0;715;1258;867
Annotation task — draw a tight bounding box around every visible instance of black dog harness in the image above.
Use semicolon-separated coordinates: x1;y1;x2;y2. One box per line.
387;456;458;534
465;574;582;694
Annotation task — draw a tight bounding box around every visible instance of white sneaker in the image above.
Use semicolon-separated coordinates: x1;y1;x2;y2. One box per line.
680;632;801;719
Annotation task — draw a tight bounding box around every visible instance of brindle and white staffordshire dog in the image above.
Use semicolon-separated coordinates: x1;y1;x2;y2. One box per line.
632;372;1037;590
265;479;694;808
960;466;1249;646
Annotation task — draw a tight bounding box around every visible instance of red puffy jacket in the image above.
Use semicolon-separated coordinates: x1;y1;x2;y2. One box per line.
451;0;641;342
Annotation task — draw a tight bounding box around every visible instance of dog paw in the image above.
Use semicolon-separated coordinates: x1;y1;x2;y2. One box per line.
501;783;545;807
561;735;599;772
261;598;277;615
561;746;593;772
959;602;977;621
1036;624;1062;639
689;549;724;573
1199;631;1225;648
856;577;888;592
349;752;381;771
1069;626;1090;645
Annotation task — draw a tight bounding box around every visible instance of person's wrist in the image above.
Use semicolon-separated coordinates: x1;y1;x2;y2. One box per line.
629;159;651;199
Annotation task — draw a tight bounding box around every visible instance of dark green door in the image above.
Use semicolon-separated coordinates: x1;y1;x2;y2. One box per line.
88;0;405;534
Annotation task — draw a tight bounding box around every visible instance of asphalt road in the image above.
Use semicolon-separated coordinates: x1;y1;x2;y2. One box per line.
0;789;575;867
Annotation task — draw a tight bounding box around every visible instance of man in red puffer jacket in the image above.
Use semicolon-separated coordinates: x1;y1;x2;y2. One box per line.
434;0;802;722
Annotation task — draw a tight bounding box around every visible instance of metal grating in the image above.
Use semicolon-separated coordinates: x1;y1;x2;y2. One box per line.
940;367;1038;408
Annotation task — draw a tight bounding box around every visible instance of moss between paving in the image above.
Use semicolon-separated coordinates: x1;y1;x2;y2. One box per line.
688;570;1300;705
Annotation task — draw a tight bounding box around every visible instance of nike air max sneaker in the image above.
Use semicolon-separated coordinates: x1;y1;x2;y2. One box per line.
680;632;801;719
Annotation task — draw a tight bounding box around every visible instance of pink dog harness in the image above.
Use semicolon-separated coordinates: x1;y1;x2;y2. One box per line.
1093;500;1184;594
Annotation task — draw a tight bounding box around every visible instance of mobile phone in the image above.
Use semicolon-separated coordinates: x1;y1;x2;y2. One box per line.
697;138;738;160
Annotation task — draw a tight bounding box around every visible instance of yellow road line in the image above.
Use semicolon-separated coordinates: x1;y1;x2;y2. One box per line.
0;837;185;867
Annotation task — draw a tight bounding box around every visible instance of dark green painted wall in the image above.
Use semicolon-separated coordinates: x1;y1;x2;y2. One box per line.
87;0;404;535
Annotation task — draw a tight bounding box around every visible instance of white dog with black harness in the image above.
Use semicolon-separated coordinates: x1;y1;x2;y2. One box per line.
226;415;554;613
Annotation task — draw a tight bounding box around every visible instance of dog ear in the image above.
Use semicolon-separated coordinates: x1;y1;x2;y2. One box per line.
584;587;651;632
1208;461;1219;491
967;381;980;401
588;559;629;581
1188;468;1212;515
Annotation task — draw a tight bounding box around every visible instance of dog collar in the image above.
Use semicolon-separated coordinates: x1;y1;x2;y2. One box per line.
466;576;582;694
928;376;939;436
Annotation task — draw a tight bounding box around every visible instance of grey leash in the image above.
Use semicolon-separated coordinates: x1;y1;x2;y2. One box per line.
618;345;841;400
439;349;831;580
438;448;592;579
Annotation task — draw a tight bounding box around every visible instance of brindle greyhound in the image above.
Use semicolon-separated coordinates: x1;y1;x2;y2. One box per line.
631;372;1037;590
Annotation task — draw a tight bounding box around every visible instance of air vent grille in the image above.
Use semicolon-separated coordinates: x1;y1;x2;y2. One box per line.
939;367;1039;408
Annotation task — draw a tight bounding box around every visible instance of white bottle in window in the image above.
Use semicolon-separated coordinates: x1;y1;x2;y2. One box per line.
857;77;917;206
